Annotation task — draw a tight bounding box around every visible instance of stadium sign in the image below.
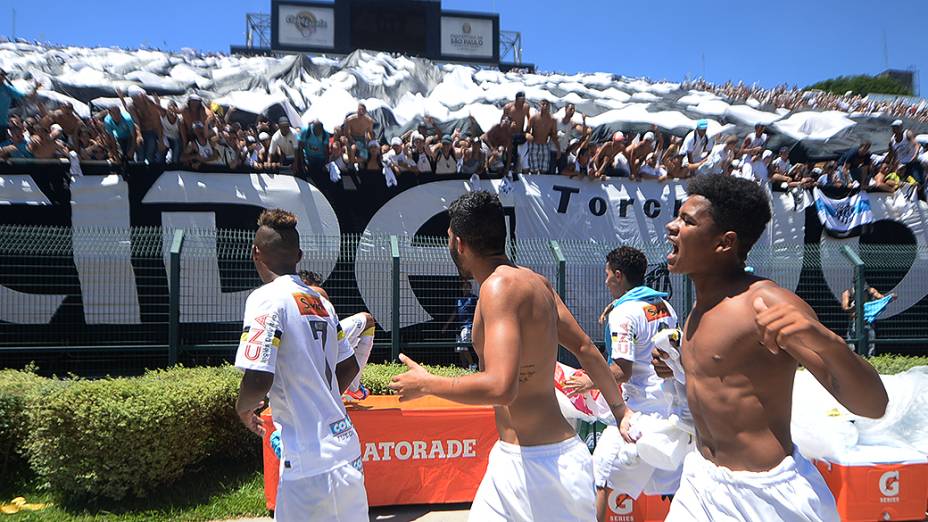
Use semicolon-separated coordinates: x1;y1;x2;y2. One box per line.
274;2;335;49
440;16;494;59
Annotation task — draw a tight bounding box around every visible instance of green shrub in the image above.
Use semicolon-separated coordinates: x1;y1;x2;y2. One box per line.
867;355;928;375
361;362;473;395
26;365;255;501
0;367;69;481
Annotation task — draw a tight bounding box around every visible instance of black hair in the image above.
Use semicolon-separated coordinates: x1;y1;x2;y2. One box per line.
606;246;647;287
299;270;323;286
447;191;507;257
686;175;771;260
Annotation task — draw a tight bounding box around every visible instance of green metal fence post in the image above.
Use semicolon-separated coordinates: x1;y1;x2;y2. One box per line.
168;229;185;366
549;240;566;298
390;235;401;362
841;245;867;356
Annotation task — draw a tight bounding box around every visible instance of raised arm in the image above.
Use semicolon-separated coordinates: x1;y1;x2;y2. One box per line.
754;288;887;418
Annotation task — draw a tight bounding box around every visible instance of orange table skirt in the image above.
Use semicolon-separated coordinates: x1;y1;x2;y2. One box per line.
261;396;498;509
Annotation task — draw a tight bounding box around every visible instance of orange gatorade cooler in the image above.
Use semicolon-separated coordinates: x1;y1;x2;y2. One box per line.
815;445;928;521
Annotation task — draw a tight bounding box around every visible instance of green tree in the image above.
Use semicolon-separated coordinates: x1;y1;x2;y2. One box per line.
806;74;912;96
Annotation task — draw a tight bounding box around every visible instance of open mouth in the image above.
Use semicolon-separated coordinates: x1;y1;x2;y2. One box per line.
666;238;679;262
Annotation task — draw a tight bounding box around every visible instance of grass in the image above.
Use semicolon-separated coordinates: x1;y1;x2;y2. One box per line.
0;456;267;522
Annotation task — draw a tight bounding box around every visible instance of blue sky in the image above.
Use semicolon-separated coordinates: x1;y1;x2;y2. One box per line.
3;0;925;94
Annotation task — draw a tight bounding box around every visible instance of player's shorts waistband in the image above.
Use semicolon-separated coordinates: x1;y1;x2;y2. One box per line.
687;447;809;487
494;436;587;458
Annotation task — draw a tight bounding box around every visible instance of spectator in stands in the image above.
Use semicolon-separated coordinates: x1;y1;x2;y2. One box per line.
839;142;873;187
343;103;375;165
503;91;530;170
41;101;82;147
556;103;584;154
215;129;242;169
459;136;486;177
626;127;662;179
159;100;183;164
708;135;740;176
103;104;138;161
887;119;923;186
592;132;628;179
433;135;458;177
383;136;414;177
180;95;211;147
296;119;330;181
442;278;478;370
181;120;218;169
414;115;443;143
0;69;35;141
269;116;297;167
118;87;163;164
409;132;434;178
526;99;557;174
871;161;901;193
682;119;714;166
0;120;31;159
480;115;513;172
27;122;67;159
771;146;792;177
255;131;272;167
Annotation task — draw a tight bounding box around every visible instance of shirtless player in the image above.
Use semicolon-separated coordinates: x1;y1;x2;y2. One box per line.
390;191;629;521
343;103;375;164
661;175;887;521
503;92;530;172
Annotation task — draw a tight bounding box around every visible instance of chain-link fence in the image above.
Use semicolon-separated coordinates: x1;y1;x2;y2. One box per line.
1;225;926;375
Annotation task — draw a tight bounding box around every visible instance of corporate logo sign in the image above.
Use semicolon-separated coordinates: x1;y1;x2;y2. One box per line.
440;16;493;58
278;4;335;48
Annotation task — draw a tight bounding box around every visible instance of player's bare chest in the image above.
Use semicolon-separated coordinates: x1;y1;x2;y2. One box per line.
682;305;757;376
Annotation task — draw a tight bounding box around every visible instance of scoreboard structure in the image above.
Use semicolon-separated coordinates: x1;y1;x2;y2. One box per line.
270;0;500;64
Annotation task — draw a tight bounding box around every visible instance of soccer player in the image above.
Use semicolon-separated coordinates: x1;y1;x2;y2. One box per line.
299;270;376;401
661;176;887;521
389;191;629;521
235;209;367;521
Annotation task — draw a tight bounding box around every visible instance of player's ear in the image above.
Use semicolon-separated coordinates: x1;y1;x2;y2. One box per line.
717;231;738;255
296;249;303;264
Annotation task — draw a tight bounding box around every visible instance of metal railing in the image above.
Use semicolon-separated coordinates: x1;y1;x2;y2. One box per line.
0;225;925;374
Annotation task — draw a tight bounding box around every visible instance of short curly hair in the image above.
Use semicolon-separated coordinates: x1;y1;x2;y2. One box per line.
686;175;771;260
257;208;297;230
606;246;647;287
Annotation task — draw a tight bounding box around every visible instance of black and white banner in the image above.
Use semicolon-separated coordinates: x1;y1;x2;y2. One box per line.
814;188;874;237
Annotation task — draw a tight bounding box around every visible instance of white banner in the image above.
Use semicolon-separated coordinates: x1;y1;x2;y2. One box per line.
277;4;335;49
813;188;874;236
440;16;493;58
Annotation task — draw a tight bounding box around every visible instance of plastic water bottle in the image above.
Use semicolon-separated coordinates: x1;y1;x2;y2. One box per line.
270;430;282;459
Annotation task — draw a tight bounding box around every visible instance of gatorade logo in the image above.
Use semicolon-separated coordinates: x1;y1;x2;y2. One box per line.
607;490;634;520
879;471;900;499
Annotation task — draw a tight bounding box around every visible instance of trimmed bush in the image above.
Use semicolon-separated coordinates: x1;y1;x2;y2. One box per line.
0;367;68;480
867;355;928;375
26;365;255;501
361;362;474;395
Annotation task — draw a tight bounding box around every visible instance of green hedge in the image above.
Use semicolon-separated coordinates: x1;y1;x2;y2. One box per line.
1;356;924;502
361;362;474;395
25;366;255;501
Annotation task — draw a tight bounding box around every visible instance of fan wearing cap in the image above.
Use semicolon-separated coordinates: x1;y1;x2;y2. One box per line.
269;116;298;167
180;120;218;169
180;94;212;147
383;136;414;175
256;131;273;167
343;103;375;164
626;125;663;180
681;120;715;166
887;119;923;187
116;86;164;164
591;131;627;179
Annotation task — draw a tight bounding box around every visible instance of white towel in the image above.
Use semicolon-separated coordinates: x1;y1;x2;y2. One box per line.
326;161;341;183
382;165;398;187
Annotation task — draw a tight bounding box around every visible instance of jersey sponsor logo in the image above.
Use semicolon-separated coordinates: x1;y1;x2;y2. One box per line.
879;470;900;502
329;416;355;441
642;301;670;322
293;292;329;317
240;313;282;362
362;439;478;462
350;456;364;474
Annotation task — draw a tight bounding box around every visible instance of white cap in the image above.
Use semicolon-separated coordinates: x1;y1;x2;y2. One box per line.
762;150;773;159
411;132;424;141
128;85;146;97
643;131;655;142
390;137;402;146
891;119;904;127
258;132;270;141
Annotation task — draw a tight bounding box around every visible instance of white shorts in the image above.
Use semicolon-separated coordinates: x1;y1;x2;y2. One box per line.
666;448;839;522
469;437;595;522
340;313;367;349
592;421;686;498
274;460;369;522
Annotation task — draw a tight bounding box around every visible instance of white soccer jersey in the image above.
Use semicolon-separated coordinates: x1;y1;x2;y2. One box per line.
235;274;360;478
607;297;678;413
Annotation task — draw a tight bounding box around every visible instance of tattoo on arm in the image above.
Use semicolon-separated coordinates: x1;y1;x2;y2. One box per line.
518;364;536;384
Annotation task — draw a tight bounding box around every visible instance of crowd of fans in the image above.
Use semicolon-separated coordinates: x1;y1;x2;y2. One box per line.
1;67;926;200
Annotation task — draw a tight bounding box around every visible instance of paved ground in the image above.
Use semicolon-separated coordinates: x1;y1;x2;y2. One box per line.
217;503;470;522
